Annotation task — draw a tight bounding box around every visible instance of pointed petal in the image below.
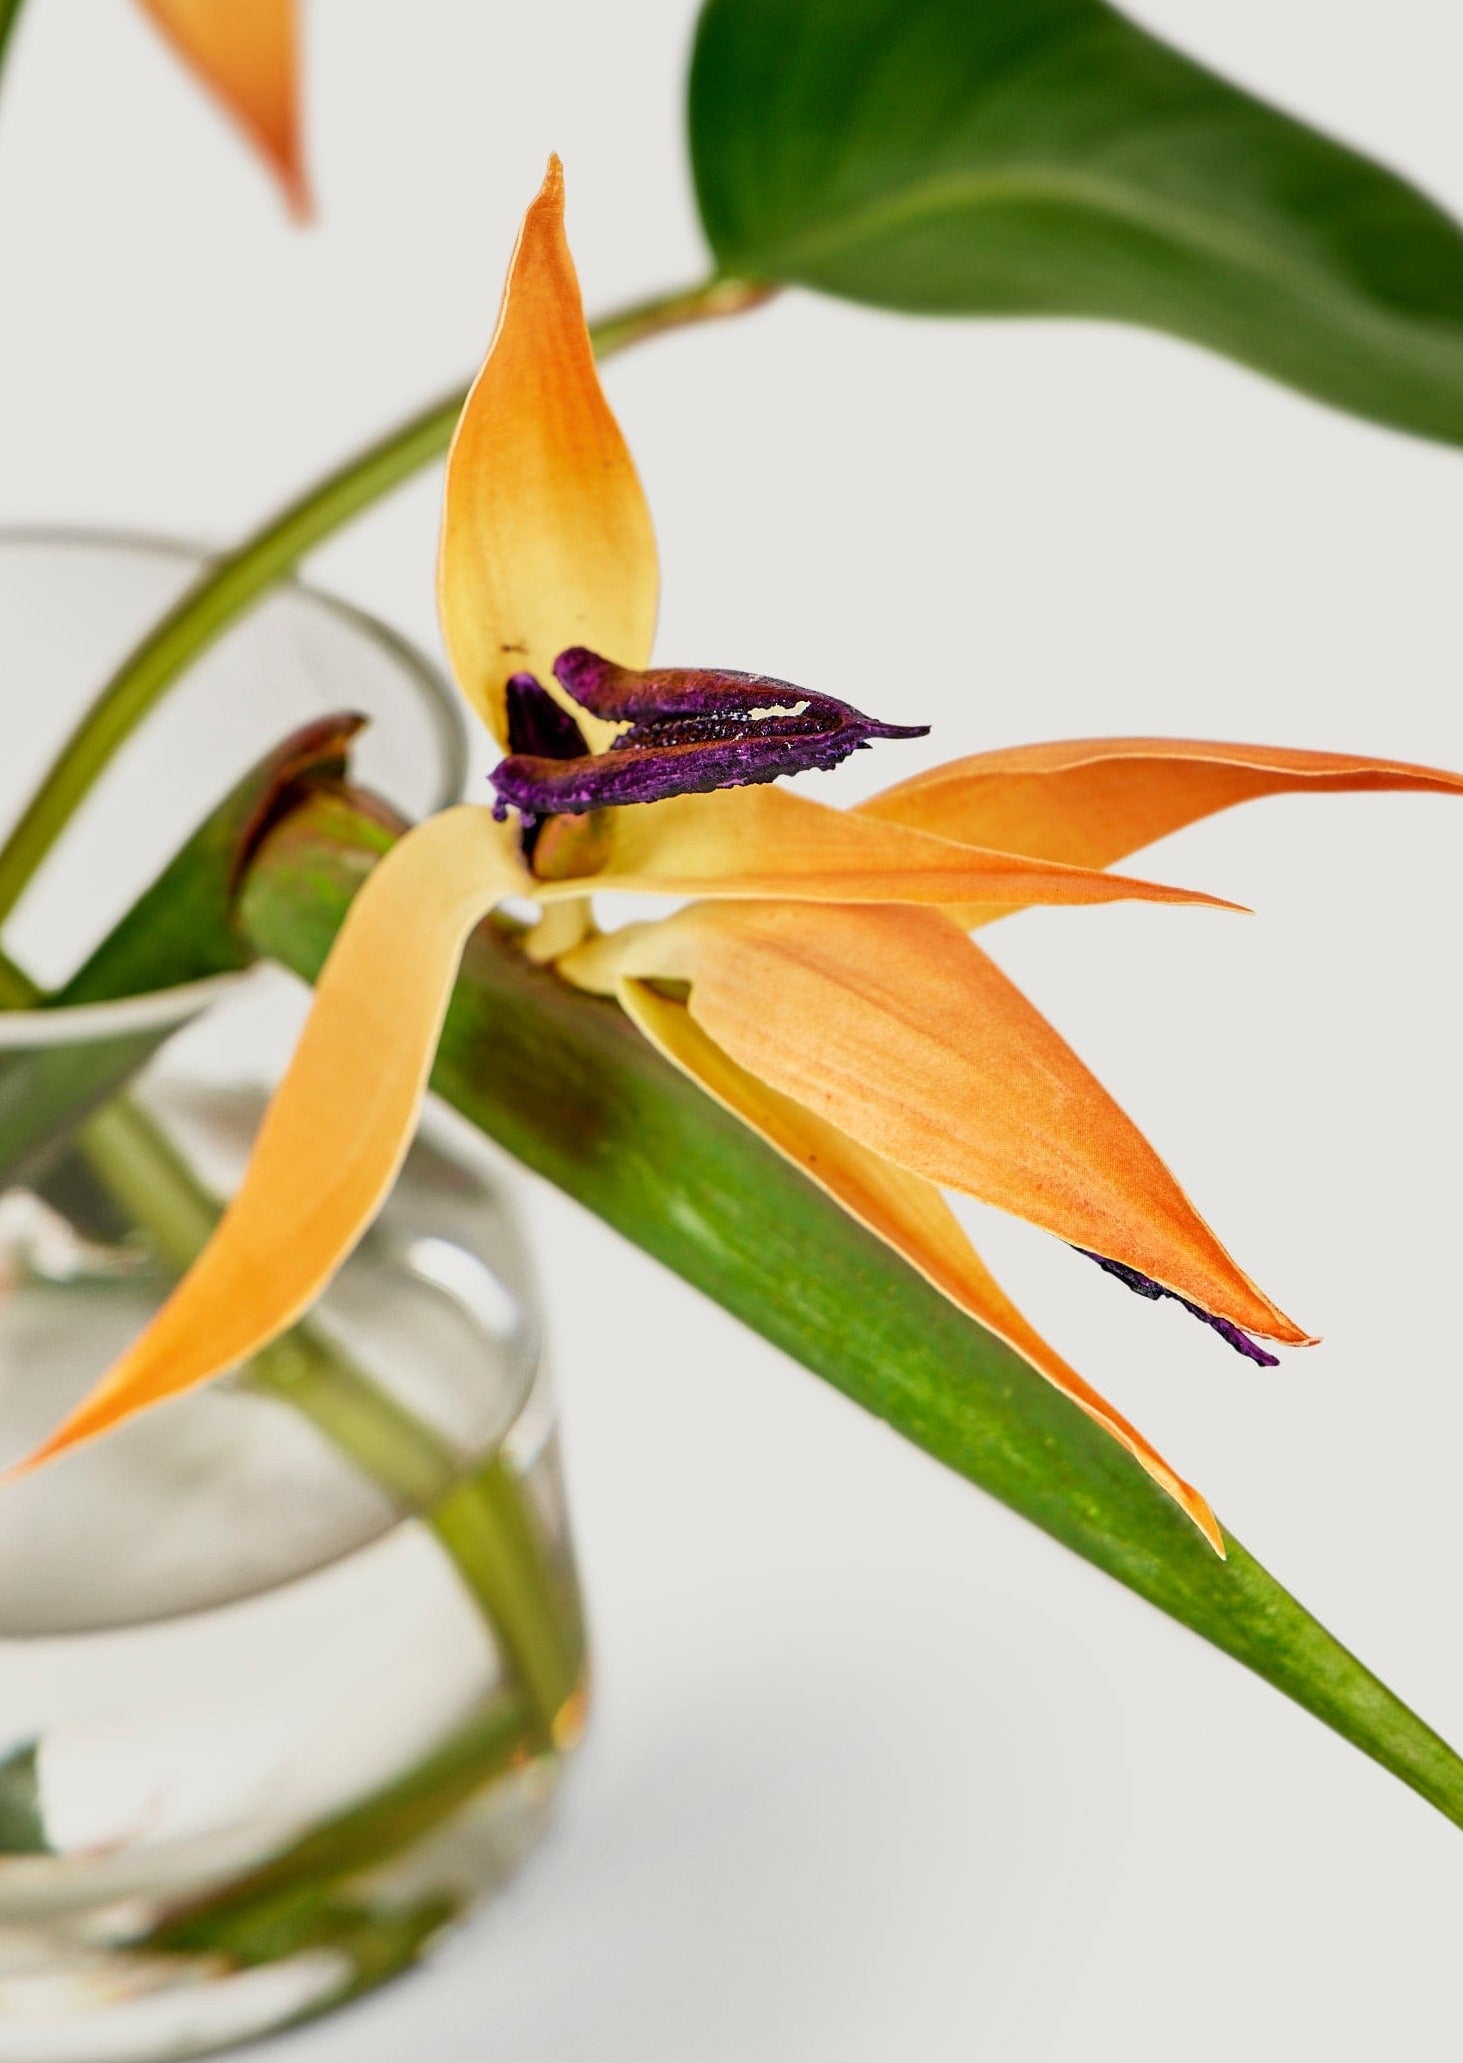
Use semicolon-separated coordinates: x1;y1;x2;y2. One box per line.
620;978;1222;1551
135;0;308;214
437;159;659;746
563;901;1308;1347
10;809;528;1475
553;649;925;739
532;785;1244;914
863;737;1463;871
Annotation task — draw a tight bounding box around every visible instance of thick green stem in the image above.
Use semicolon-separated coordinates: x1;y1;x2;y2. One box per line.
0;275;772;931
233;788;1463;1835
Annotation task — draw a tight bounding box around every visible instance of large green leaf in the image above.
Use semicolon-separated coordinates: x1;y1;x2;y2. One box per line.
689;0;1463;445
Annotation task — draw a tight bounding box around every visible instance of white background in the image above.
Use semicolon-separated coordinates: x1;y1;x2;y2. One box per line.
4;2;1463;2056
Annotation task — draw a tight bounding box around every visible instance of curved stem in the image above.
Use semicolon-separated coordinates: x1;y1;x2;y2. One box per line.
0;274;774;932
584;274;774;356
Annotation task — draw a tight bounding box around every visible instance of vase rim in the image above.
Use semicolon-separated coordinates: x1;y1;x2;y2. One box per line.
0;523;472;1043
0;521;470;808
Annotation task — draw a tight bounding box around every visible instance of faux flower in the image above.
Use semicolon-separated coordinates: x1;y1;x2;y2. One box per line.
21;160;1463;1555
135;0;307;214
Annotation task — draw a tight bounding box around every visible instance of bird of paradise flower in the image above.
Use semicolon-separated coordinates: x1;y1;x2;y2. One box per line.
17;157;1462;1557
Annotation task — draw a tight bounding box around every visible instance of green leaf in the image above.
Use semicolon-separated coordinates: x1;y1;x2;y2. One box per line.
234;788;1463;1834
689;0;1463;446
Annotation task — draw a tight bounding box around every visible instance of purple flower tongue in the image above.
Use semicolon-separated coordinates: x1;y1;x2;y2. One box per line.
1076;1248;1281;1368
490;648;928;819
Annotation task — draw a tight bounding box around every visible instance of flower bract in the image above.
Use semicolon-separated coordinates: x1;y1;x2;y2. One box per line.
19;157;1463;1563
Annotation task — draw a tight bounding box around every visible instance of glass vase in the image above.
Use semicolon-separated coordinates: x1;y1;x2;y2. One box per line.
0;531;587;2059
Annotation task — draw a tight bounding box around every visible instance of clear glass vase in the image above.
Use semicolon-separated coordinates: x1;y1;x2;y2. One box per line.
0;532;587;2059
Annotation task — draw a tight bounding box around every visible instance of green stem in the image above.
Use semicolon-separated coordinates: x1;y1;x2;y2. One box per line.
0;274;773;932
431;1465;586;1747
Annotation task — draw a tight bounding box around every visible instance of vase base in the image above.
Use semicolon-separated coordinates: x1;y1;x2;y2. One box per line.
0;1748;559;2062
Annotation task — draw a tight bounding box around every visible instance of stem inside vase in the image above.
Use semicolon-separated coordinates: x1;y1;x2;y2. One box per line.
68;1079;586;1750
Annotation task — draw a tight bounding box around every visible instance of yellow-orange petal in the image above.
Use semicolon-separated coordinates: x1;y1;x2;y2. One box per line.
437;157;659;747
533;783;1242;914
862;737;1463;876
135;0;309;215
7;808;528;1477
619;978;1222;1551
563;901;1309;1347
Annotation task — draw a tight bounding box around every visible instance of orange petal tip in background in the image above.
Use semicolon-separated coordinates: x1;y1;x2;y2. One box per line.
134;0;311;217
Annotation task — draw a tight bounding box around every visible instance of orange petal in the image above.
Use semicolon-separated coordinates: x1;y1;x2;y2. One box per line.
8;808;528;1476
620;978;1223;1551
135;0;309;215
437;157;658;747
564;901;1308;1347
533;783;1242;914
863;737;1463;872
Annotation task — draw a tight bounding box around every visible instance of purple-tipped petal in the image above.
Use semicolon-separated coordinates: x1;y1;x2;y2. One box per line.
1076;1248;1282;1368
553;647;926;744
489;649;928;817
